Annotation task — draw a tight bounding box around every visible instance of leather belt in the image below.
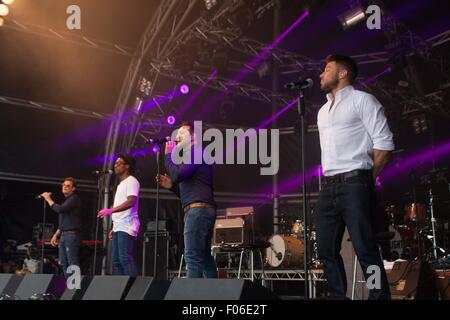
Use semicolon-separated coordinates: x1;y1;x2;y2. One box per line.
183;202;215;213
61;229;80;234
323;169;371;184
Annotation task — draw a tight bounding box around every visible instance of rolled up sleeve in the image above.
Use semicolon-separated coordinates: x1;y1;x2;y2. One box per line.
358;94;395;151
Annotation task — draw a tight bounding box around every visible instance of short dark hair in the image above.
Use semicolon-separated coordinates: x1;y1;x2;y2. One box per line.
63;177;77;188
180;121;195;135
117;154;136;174
325;54;358;84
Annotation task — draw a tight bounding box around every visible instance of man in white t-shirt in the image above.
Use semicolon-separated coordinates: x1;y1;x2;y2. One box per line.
98;154;140;277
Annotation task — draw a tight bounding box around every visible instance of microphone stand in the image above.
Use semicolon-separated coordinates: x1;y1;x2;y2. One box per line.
40;199;47;274
296;87;309;300
92;173;104;276
152;148;162;279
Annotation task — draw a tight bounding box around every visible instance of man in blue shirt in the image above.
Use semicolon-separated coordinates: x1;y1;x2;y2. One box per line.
157;122;217;278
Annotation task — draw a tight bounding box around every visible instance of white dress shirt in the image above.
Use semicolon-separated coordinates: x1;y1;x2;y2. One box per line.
317;85;394;177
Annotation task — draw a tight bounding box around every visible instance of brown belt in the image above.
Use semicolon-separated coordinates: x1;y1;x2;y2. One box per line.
183;202;215;213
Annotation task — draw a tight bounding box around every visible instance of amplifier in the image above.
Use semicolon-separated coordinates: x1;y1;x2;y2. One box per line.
213;218;244;246
226;206;253;217
147;220;167;232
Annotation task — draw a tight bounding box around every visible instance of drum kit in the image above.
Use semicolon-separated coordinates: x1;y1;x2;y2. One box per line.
265;218;320;269
264;167;449;268
385;194;449;262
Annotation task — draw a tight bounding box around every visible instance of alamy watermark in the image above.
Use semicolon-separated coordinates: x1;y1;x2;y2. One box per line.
66;5;81;30
169;121;279;176
366;5;381;30
66;265;81;289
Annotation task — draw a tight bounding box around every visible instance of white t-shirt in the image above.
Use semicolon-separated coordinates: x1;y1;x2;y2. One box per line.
112;175;140;237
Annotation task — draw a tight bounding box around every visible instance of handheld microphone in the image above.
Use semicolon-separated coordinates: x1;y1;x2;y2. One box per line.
284;78;314;90
91;169;114;175
145;136;172;144
35;192;51;199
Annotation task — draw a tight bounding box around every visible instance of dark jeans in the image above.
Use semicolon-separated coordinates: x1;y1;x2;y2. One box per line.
59;233;80;277
112;231;138;277
184;206;218;278
315;173;391;300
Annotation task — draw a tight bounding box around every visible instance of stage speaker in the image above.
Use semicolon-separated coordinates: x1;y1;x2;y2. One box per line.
125;276;171;300
164;278;279;300
387;260;437;300
14;274;66;300
82;275;133;300
143;231;169;280
341;228;370;299
435;270;450;300
0;274;24;298
60;276;93;300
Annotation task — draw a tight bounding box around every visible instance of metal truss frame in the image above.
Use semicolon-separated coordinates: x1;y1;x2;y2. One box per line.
1;18;134;57
0;95;111;120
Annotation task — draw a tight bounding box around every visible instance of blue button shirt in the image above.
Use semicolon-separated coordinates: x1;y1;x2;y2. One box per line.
164;148;215;209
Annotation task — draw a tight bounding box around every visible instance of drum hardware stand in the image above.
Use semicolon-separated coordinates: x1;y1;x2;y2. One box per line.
425;187;447;262
428;188;438;260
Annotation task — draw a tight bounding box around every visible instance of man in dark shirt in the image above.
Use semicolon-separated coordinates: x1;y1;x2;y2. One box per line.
40;177;82;277
157;121;217;278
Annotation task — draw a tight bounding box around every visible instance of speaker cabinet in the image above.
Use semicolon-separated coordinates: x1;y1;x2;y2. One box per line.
143;231;169;280
387;260;437;300
125;276;170;300
82;275;133;300
14;274;66;300
164;278;279;300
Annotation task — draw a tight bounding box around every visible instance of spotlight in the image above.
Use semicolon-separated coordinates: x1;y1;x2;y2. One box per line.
0;3;9;16
138;77;152;96
410;114;428;134
204;0;217;10
134;97;143;113
180;84;190;95
257;61;271;78
2;0;15;5
152;144;160;154
398;80;409;88
166;115;175;125
338;6;366;30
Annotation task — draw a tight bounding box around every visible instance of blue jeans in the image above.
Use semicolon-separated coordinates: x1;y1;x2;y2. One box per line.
59;233;80;277
184;206;218;278
315;173;391;300
112;231;138;277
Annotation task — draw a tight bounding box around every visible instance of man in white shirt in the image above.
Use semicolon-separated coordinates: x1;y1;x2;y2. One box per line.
316;55;394;299
98;154;140;277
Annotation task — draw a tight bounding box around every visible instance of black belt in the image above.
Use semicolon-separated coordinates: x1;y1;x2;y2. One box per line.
61;229;80;234
323;169;371;184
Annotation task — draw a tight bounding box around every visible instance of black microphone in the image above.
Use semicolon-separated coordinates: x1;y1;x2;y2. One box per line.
35;192;51;199
145;136;172;144
284;78;314;90
91;169;114;175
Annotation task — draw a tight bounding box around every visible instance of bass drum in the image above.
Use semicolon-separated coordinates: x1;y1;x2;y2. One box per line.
265;235;304;268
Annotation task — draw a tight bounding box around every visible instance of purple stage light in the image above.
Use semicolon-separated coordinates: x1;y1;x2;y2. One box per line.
167;115;176;125
180;84;190;95
152;144;160;154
